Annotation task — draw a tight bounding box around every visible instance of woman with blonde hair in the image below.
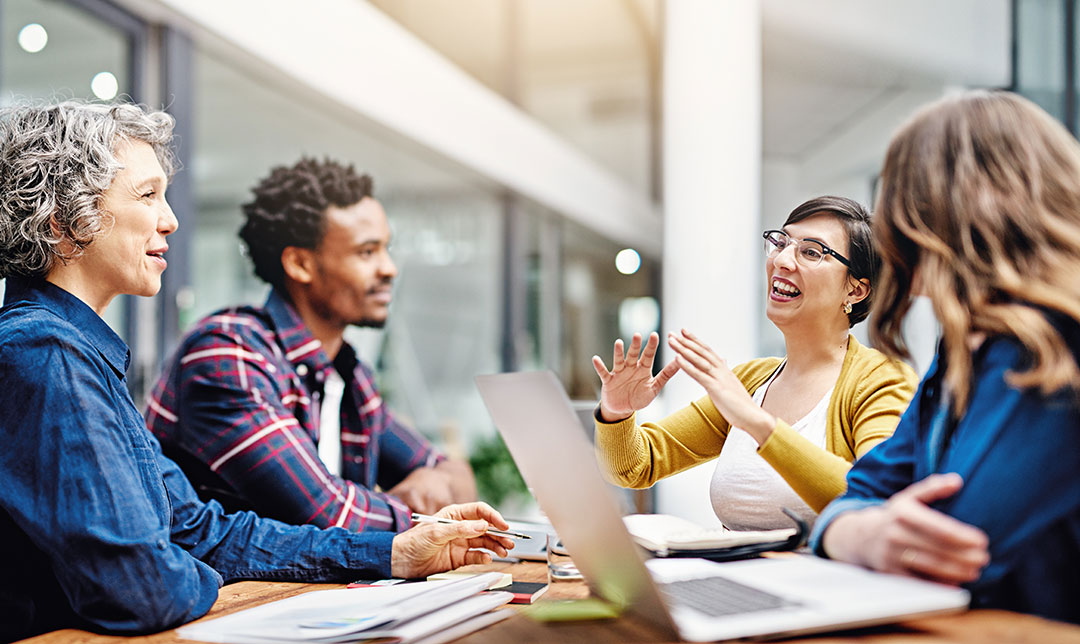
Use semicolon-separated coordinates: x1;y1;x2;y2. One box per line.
811;90;1080;623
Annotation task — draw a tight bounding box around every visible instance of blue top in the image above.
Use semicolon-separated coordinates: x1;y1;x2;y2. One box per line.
811;329;1080;624
0;277;394;640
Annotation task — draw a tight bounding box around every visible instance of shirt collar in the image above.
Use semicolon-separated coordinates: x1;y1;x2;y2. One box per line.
264;288;334;378
3;276;131;376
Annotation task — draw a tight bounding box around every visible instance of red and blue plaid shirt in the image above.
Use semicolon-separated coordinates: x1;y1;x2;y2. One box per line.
145;289;443;532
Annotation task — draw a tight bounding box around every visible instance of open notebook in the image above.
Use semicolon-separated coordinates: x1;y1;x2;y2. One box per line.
623;512;803;559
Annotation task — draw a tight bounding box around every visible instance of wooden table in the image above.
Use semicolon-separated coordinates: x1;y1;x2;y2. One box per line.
19;561;1080;644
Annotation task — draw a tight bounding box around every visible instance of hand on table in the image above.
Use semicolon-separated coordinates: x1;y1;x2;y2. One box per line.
592;332;680;422
390;502;514;579
822;473;989;585
387;467;455;515
667;329;776;443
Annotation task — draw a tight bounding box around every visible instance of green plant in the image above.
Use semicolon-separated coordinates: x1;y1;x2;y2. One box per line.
468;432;529;508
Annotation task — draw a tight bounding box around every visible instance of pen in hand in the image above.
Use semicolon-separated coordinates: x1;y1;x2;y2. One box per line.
410;513;532;540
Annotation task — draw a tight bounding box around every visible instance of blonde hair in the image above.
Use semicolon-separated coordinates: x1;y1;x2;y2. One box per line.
872;90;1080;414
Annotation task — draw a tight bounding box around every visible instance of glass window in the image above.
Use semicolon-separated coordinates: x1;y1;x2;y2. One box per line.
1015;0;1066;122
0;0;135;335
190;47;504;468
559;219;658;400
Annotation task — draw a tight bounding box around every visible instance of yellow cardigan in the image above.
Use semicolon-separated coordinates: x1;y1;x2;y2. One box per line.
594;335;918;513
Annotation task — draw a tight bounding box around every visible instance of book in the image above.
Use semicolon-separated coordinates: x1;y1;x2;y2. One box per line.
487;581;548;604
622;513;800;557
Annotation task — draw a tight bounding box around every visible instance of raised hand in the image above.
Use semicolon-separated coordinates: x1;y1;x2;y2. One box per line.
592;332;679;422
822;473;989;585
667;329;775;442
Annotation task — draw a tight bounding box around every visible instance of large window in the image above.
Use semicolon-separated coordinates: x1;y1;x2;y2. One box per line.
190;48;505;460
0;0;139;338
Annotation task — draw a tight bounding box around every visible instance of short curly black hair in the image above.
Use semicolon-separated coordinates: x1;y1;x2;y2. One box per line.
239;157;373;291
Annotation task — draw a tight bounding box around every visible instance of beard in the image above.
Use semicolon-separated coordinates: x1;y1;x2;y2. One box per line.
350;316;388;329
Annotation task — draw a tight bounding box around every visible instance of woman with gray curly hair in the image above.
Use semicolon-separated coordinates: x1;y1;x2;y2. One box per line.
0;101;513;640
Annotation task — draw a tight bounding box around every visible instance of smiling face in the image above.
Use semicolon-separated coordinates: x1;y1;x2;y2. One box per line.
70;139;176;310
300;197;398;329
765;213;856;333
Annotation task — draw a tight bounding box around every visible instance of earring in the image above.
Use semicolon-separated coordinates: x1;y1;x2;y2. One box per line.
842;302;853;315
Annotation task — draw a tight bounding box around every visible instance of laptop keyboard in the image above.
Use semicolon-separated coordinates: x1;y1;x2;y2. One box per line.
659;576;799;617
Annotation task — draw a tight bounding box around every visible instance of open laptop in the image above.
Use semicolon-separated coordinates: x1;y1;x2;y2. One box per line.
475;371;970;642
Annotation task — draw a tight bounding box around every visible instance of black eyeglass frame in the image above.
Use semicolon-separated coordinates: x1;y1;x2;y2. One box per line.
761;229;852;269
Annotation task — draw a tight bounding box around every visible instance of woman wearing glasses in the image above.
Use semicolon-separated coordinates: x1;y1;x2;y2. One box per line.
592;196;917;530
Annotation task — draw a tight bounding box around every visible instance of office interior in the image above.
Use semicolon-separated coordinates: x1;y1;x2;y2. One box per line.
0;0;1064;525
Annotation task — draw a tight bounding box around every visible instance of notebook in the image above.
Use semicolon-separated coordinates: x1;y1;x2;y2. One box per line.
475;371;970;642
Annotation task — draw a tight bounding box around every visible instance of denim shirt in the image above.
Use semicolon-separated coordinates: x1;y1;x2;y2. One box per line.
0;277;394;640
811;333;1080;623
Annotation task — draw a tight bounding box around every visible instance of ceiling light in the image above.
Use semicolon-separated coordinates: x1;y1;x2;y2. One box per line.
91;72;119;100
18;23;48;53
615;248;641;275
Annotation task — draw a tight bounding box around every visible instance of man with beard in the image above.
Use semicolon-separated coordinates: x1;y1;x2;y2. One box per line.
146;158;475;533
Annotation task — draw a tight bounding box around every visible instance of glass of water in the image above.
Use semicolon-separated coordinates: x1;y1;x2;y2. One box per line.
546;533;583;582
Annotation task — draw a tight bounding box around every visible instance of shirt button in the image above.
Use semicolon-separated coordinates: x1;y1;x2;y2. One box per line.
296;364;309;377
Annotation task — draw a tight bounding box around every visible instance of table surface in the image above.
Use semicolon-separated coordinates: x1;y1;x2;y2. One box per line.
18;561;1080;644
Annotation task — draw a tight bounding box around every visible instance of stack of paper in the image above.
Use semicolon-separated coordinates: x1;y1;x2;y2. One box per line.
178;572;512;644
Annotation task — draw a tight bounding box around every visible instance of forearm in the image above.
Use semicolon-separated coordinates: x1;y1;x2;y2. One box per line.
757;422;869;512
594;397;730;488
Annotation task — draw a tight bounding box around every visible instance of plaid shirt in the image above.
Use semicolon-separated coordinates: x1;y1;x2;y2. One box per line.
146;289;443;532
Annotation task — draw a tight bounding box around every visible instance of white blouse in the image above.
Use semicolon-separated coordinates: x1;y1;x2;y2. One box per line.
709;362;832;531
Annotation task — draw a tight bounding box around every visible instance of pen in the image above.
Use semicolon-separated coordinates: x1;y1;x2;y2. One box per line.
410;513;533;540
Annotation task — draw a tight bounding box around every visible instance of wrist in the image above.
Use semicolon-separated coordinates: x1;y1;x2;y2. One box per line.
744;409;777;445
822;509;876;566
596;403;631;424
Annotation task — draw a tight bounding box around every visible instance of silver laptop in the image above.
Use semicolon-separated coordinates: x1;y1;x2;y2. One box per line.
476;371;970;642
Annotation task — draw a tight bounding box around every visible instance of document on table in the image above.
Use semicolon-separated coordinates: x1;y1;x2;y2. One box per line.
178;572;512;644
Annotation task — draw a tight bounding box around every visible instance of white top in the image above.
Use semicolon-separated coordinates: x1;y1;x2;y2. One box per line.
709;363;832;531
317;368;346;476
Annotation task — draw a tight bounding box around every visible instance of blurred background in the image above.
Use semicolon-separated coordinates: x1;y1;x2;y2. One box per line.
0;0;1065;522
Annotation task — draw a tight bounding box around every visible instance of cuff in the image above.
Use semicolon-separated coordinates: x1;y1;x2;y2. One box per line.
809;497;885;558
347;530;396;579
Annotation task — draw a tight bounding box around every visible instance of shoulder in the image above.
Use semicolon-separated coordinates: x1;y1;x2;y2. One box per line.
843;337;919;388
0;303;102;381
180;305;280;355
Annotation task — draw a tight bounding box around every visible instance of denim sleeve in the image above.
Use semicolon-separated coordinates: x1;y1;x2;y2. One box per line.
159;443;394;582
0;328;222;634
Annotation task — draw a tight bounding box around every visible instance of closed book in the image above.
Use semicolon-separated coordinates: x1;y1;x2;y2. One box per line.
489;581;548;604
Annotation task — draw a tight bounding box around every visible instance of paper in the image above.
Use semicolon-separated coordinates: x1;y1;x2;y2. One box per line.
623;514;795;554
178;571;507;643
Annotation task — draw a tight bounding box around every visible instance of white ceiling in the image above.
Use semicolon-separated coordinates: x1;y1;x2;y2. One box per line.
369;0;1011;166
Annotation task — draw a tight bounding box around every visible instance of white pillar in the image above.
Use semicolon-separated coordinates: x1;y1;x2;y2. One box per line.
657;0;762;526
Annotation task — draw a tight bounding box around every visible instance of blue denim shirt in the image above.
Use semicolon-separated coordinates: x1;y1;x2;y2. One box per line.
0;277;394;640
811;333;1080;623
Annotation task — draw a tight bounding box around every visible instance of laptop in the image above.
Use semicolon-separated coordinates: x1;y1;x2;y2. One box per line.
475;371;970;642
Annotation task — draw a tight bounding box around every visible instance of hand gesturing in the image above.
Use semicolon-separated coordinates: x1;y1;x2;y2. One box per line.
592;332;679;422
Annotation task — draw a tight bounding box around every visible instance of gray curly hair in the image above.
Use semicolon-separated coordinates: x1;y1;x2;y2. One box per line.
0;100;176;279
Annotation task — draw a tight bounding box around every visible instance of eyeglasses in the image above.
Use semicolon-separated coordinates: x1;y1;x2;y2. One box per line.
762;230;851;269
